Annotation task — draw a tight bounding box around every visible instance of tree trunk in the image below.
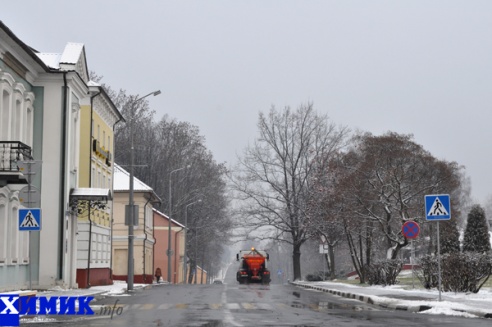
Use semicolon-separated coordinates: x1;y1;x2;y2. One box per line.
327;244;336;280
292;243;302;281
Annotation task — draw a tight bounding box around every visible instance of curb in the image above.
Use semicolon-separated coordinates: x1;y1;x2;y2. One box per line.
290;282;492;319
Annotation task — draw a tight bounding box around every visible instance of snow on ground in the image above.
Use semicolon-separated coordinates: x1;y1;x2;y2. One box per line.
308;280;492;319
89;280;153;296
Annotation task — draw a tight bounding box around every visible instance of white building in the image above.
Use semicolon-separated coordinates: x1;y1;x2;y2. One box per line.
0;21;109;290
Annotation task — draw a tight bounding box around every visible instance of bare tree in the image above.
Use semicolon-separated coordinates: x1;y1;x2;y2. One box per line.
91;72;233;282
334;132;464;263
231;103;348;280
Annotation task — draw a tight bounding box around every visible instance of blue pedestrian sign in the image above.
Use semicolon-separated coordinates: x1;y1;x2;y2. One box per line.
425;194;451;221
19;208;41;231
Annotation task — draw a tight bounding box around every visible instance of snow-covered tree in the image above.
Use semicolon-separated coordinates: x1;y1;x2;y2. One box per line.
463;205;491;253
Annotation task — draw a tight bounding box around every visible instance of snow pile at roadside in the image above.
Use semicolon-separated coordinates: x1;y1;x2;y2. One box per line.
89;280;147;296
305;280;492;318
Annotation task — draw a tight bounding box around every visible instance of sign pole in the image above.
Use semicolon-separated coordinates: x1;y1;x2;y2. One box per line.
437;221;442;301
411;239;414;289
27;162;32;290
424;194;450;302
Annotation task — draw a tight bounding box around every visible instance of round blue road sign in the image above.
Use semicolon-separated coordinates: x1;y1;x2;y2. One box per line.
402;221;420;239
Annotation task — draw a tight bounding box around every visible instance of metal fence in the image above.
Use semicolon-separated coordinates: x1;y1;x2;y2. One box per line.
0;141;33;172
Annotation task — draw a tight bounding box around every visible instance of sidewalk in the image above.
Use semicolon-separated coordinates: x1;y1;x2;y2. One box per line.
291;280;492;319
18;281;161;324
37;280;156;299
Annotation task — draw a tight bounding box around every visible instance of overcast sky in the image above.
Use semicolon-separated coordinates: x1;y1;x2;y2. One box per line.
3;1;492;204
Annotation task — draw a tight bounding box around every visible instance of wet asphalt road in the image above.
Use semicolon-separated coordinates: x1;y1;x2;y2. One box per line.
22;271;492;326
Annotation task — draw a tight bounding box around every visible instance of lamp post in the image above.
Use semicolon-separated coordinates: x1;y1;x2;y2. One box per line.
167;166;189;283
127;90;161;291
183;199;201;284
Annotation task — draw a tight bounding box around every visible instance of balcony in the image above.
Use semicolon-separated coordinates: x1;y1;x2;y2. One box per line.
0;141;33;185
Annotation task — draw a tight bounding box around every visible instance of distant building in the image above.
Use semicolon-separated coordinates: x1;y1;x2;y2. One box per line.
153;209;185;284
112;164;160;284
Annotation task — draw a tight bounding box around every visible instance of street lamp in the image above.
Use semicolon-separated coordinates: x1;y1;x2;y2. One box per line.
127;90;161;291
167;165;190;283
183;199;201;284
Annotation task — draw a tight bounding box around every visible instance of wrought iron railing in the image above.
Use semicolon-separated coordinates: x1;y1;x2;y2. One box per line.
0;141;33;172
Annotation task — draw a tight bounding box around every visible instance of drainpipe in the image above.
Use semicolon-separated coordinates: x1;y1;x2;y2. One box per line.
86;88;101;288
143;197;151;283
175;226;185;284
58;72;68;281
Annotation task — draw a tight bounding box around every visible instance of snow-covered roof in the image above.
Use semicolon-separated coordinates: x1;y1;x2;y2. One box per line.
113;163;154;192
36;42;89;82
59;42;84;64
35;53;61;69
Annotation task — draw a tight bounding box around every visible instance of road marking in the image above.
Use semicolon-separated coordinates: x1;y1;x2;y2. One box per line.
255;303;273;310
209;303;222;309
224;303;241;310
157;303;173;310
140;303;154;310
241;303;255;310
222;285;243;327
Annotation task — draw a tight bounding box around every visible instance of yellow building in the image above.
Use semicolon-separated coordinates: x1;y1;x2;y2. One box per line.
76;83;123;288
112;164;160;284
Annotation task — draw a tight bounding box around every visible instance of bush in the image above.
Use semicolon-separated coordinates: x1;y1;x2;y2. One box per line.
418;253;492;293
442;252;492;293
364;259;403;286
305;271;331;281
416;255;439;289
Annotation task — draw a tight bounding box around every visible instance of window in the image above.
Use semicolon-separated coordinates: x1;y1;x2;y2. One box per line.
19;225;29;264
145;205;153;229
1;89;10;140
12;99;21;140
25;107;33;146
9;206;19;264
91;167;96;187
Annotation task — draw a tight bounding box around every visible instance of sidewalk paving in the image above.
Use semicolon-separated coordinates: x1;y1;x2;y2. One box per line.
291;280;492;319
17;281;163;324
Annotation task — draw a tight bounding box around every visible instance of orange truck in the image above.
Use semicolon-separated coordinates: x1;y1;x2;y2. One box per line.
236;248;271;284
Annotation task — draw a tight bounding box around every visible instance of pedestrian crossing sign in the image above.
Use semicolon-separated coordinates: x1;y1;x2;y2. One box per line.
19;208;41;231
425;194;451;221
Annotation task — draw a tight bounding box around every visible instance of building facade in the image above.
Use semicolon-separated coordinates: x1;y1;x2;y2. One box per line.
0;22;117;291
75;83;123;288
112;164;160;284
153;209;185;284
0;22;91;290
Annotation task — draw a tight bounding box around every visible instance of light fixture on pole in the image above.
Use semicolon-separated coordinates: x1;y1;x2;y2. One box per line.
127;90;160;291
183;199;201;284
167;165;190;283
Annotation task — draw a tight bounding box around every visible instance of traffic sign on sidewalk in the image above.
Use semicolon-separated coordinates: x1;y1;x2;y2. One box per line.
402;221;420;239
19;208;41;231
425;194;451;221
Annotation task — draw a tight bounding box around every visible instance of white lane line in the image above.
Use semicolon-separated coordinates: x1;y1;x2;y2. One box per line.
222;284;243;327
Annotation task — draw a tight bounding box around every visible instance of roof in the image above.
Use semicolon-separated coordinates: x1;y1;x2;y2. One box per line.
0;20;52;72
113;164;161;202
153;208;185;228
60;43;84;64
36;42;89;82
35;53;62;69
70;188;112;202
